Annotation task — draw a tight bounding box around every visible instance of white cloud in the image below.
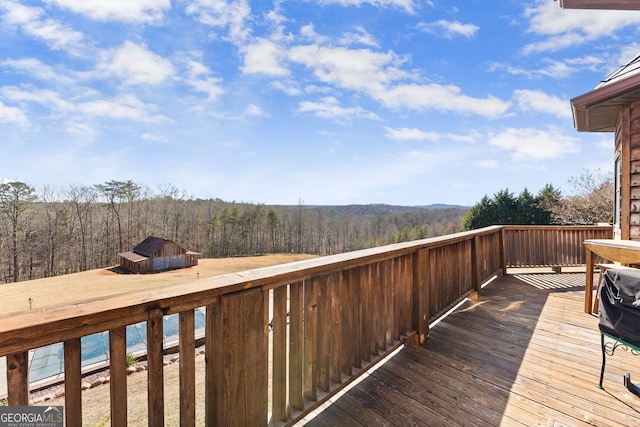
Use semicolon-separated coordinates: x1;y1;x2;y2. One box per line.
298;96;380;122
378;83;509;118
0;0;84;53
185;0;251;42
140;132;170;142
290;44;508;118
0;58;76;85
339;27;379;47
1;86;75;112
512;89;572;119
385;127;441;141
78;94;168;123
242;38;289;76
490;55;609;80
182;58;224;100
417;20;479;39
316;0;416;14
97;41;175;86
245;104;266;116
289;45;413;94
0;100;28;126
384;127;480;142
488;127;580;161
524;1;640;53
300;24;331;44
475;160;499;169
43;0;170;23
2;86;167;123
271;80;303;96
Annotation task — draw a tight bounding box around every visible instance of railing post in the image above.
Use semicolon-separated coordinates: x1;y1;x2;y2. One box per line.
411;248;430;346
272;286;288;421
471;236;482;298
147;309;165;426
7;351;29;406
289;282;304;411
207;289;268;426
179;310;196;427
63;338;82;427
109;326;128;427
500;227;507;275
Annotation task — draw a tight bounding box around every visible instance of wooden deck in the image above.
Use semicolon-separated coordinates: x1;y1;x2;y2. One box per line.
299;272;640;426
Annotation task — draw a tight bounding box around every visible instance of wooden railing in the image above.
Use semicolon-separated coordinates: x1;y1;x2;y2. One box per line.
503;225;612;268
0;225;611;426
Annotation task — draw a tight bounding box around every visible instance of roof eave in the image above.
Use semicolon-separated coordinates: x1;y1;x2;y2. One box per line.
558;0;640;9
571;72;640;132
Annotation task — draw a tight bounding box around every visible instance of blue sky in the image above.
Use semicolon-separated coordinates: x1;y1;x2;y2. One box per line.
1;0;638;206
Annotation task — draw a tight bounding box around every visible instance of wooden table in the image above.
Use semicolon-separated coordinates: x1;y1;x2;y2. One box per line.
583;239;640;314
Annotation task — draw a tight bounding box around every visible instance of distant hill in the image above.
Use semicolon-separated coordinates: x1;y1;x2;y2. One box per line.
306;204;469;217
414;204;470;210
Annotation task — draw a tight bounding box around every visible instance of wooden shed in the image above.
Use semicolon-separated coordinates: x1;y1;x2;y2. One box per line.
118;236;200;274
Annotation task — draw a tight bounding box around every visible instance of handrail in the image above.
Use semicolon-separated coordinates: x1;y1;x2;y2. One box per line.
0;225;611;426
503;225;612;267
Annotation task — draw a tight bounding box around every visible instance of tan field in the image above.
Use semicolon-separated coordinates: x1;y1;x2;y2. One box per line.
0;253;317;315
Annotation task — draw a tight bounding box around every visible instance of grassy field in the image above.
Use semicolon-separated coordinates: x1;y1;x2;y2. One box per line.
1;253;317;314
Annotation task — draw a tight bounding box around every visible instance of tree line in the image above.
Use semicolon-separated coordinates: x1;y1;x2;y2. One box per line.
0;180;466;283
460;170;614;231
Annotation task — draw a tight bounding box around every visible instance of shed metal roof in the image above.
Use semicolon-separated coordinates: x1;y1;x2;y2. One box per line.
133;236;175;257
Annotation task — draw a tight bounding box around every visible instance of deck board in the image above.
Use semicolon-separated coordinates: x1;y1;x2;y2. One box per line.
301;272;640;426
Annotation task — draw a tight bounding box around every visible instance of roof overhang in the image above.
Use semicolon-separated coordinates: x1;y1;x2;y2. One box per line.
118;251;149;263
571;72;640;132
557;0;640;9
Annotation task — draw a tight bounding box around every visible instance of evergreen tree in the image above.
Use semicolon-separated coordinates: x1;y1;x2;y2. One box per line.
460;187;553;231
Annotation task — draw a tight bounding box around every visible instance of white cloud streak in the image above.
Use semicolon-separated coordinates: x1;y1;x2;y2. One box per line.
524;0;640;53
185;0;251;42
512;89;572;119
384;127;480;142
289;44;509;118
242;38;290;76
298;96;380;122
417;20;479;39
0;0;84;53
316;0;416;14
43;0;170;23
182;58;225;100
0;58;76;85
0;100;28;125
488;127;580;161
96;41;175;86
1;86;167;123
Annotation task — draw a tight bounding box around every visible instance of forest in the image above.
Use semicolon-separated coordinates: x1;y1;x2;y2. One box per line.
0;180;467;283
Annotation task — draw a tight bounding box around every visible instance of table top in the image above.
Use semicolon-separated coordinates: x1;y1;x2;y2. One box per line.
584;239;640;250
584;239;640;264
